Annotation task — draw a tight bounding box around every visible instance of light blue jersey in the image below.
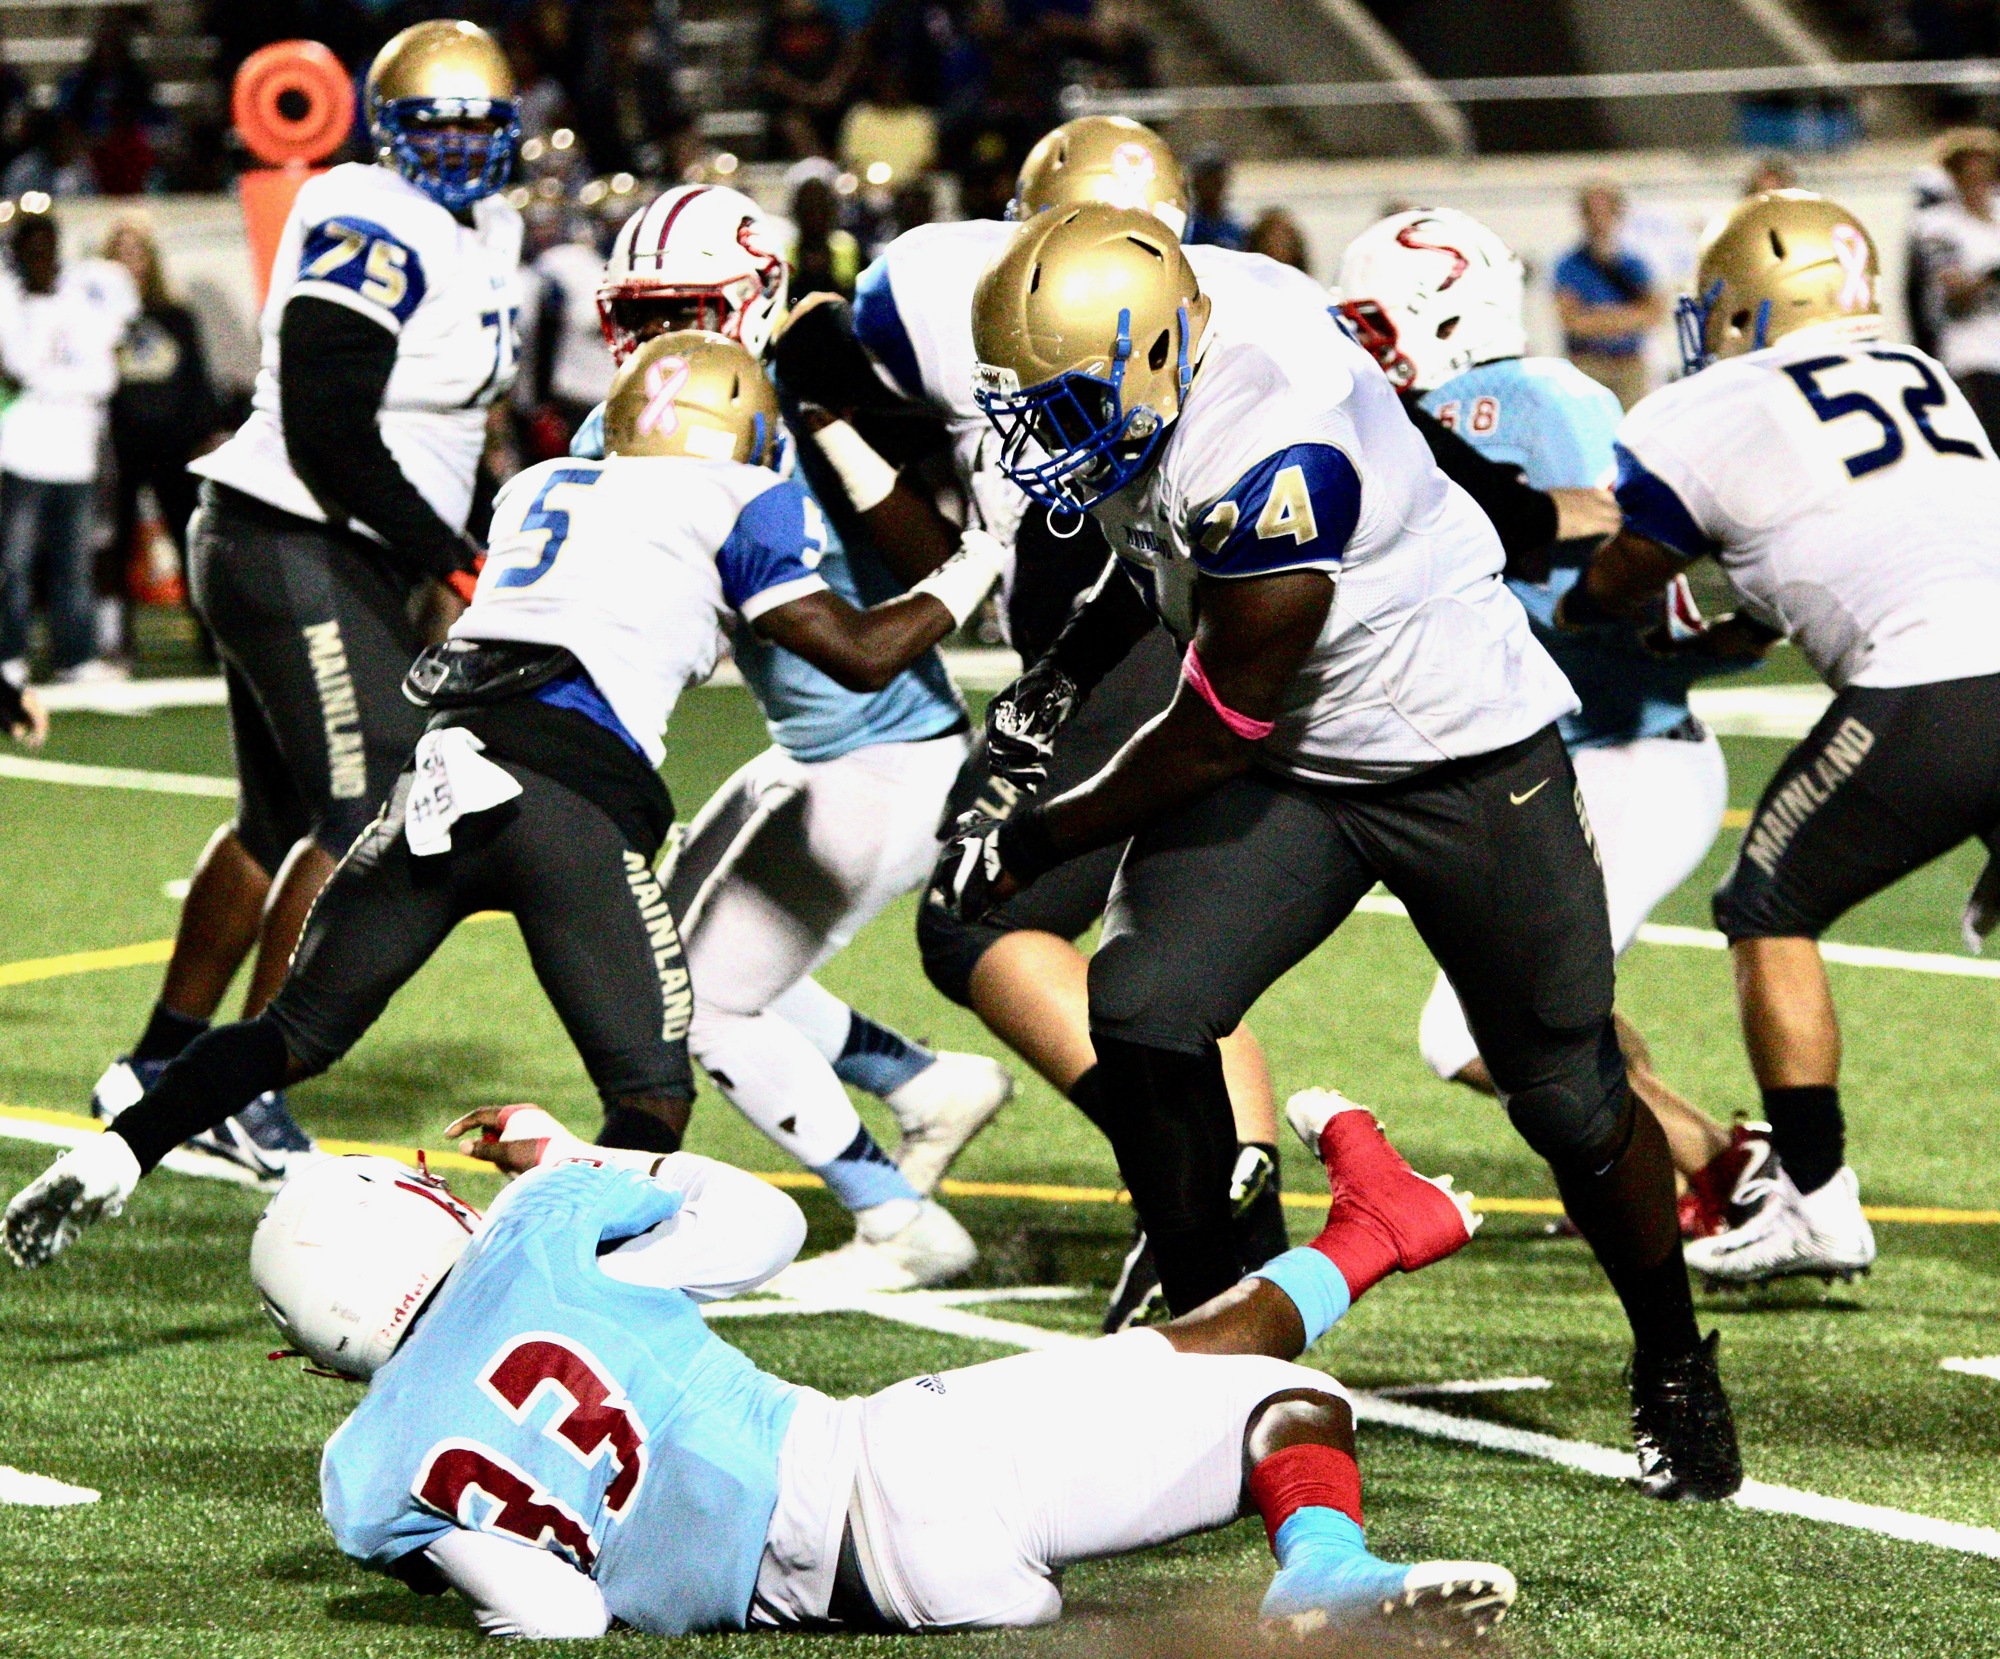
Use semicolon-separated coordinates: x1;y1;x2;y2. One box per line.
320;1163;799;1636
571;405;965;763
1422;357;1743;749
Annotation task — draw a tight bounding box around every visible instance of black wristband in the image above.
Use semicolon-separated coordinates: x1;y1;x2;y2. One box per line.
996;804;1064;884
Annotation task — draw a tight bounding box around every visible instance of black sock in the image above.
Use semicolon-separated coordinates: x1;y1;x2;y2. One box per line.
1231;1142;1290;1273
132;1002;210;1065
112;1017;289;1173
1089;1033;1242;1316
597;1104;682;1155
1552;1094;1700;1362
1761;1085;1842;1195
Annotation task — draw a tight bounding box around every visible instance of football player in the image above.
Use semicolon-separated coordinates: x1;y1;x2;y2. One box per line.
88;20;525;1178
253;1092;1508;1643
582;182;1015;1294
932;205;1742;1501
775;118;1298;1324
1562;190;2000;1285
1337;208;1777;1240
3;333;1004;1272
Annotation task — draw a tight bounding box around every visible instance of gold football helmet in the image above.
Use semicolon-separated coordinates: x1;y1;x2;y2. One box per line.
1011;117;1189;238
1679;189;1881;373
366;21;518;211
972;203;1210;510
603;332;781;466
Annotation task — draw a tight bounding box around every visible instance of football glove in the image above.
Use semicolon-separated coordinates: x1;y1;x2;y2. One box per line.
984;659;1081;794
928;812;1010;923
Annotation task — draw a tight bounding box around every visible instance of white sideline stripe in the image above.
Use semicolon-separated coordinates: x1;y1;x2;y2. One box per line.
704;1286;1085;1320
1687;684;1833;739
727;1292;2000;1562
33;677;226;715
0;1112;272;1188
0;1465;99;1506
1373;1376;1551;1398
1942;1357;2000;1381
0;754;237;797
1351;892;2000;982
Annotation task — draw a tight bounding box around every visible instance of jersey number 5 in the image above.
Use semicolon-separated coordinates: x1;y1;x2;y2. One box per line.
1783;350;1985;478
492;468;603;589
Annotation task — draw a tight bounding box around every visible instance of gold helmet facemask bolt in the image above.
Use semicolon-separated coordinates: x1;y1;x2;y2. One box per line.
602;330;782;467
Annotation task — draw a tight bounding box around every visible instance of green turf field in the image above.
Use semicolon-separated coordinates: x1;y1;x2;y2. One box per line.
2;679;1998;1657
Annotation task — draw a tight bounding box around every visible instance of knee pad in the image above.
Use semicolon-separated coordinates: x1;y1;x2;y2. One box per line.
1504;1026;1631;1170
915;898;1005;1009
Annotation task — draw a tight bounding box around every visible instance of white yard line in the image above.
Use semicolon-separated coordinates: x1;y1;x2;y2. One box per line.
1942;1357;2000;1381
0;1109;272;1188
1373;1376;1551;1398
0;754;237;797
0;1466;99;1506
718;1290;2000;1563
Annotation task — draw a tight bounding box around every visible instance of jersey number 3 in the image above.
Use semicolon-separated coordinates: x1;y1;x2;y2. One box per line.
1783;349;1985;478
492;468;603;589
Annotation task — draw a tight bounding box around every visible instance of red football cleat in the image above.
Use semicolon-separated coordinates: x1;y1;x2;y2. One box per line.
1680;1123;1776;1240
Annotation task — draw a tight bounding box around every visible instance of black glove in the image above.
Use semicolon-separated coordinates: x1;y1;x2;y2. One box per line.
928;812;1011;923
984;659;1080;794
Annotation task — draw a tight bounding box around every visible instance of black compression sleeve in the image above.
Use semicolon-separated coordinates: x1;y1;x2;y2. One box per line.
110;1018;290;1174
280;296;474;584
1406;399;1560;565
1043;556;1158;695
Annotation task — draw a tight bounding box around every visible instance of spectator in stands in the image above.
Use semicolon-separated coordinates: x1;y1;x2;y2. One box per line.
1080;0;1156;90
1553;180;1663;410
103;215;221;656
0;207;137;684
1912;126;2000;443
839;59;939;184
1185;147;1247;249
60;8;163;195
761;0;858;160
575;0;687;176
1248;207;1309;271
1743;151;1798;195
4;114;95;199
786;161;861;300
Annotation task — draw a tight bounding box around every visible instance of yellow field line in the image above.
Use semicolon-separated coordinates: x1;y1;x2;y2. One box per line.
3;1104;1993;1225
0;939;175;987
1722;807;1751;828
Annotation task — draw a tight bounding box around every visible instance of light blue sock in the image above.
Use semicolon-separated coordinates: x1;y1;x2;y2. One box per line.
833;1010;935;1098
813;1125;921;1212
1262;1509;1407;1622
1250;1246;1353;1348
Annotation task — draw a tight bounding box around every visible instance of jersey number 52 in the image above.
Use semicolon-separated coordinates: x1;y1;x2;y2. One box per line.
1783;349;1986;478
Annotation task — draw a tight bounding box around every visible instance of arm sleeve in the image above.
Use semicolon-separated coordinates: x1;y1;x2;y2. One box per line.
715;477;831;620
422;1530;610;1640
595;1153;808;1300
279;295;474;584
1041;553;1158;692
1612;441;1716;558
1406;400;1560;559
1193;442;1361;578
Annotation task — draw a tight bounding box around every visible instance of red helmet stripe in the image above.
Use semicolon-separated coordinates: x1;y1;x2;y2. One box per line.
647;185;713;259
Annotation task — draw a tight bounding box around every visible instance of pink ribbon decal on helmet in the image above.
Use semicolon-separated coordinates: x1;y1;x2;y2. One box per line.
1831;224;1873;312
637;357;691;437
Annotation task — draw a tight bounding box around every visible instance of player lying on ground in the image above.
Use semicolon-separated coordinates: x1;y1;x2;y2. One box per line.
1562;190;2000;1287
255;1093;1509;1642
3;332;1004;1271
1337;206;1778;1241
932;205;1739;1500
576;182;1013;1294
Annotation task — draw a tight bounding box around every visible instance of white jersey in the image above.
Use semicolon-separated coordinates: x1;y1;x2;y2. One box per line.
1088;269;1576;784
1911;199;2000;377
530;239;617;407
1614;328;2000;689
193;162;523;538
854;221;1343;624
0;256;136;483
454;453;830;766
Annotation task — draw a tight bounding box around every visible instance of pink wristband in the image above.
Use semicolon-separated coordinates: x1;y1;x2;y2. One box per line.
1181;644;1276;741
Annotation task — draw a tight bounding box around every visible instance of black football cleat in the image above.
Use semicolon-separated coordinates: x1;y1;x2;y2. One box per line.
1103;1224;1168;1333
1630;1330;1742;1501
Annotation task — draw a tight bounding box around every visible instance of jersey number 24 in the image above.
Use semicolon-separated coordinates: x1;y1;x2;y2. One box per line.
1783;349;1986;479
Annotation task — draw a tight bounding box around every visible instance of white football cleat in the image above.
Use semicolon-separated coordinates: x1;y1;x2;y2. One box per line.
886;1052;1013;1195
1284;1086;1375;1163
1685;1164;1876;1287
760;1199;977;1299
90;1057;152;1121
5;1135;143;1268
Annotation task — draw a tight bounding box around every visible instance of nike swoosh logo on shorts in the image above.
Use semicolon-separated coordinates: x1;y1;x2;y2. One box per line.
1509;779;1550;806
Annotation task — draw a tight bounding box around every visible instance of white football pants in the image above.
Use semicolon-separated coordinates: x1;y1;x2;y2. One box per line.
754;1329;1345;1629
1419;727;1728;1081
679;733;968;1172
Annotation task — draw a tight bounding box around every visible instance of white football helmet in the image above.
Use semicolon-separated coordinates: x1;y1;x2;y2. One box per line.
250;1156;480;1380
1335;208;1526;393
596;183;789;365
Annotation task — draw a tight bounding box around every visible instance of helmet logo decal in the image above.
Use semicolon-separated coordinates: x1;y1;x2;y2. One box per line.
1831;224;1873;311
1394;220;1470;291
1105;142;1158;208
638;357;692;438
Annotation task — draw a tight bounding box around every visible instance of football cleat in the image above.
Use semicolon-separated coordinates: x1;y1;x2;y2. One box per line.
1629;1330;1742;1501
759;1199;976;1299
4;1134;143;1268
885;1052;1014;1196
1287;1087;1481;1273
1678;1122;1777;1240
184;1092;318;1184
89;1056;164;1121
1102;1224;1167;1333
1685;1164;1875;1288
1261;1513;1516;1647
